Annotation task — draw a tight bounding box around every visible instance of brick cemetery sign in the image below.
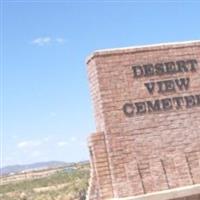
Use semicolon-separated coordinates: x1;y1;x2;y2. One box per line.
86;41;200;200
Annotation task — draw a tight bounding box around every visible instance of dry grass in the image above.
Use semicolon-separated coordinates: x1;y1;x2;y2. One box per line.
0;163;90;200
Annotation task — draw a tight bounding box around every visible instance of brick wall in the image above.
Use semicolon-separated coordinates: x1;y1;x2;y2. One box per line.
86;41;200;200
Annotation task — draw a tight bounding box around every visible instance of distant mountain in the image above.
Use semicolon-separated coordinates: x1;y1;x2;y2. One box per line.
0;161;72;176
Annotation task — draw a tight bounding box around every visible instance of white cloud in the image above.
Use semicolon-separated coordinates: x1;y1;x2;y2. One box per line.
56;136;79;148
55;37;66;44
17;140;41;149
32;37;52;46
57;141;68;147
32;37;66;46
70;137;77;142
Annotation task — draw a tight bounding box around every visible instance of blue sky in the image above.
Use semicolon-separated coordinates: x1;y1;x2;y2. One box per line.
1;1;200;167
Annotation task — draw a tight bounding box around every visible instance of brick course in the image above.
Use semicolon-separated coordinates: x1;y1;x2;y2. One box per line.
86;41;200;200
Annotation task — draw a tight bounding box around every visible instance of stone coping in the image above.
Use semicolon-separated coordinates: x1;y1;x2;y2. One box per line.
86;40;200;64
110;184;200;200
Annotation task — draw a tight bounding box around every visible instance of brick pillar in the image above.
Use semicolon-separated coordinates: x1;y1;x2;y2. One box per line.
87;132;113;200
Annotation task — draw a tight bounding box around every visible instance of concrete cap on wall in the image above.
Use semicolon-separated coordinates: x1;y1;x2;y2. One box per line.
86;40;200;65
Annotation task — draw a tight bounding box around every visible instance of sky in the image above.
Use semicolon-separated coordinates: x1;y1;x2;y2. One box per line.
1;1;200;167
